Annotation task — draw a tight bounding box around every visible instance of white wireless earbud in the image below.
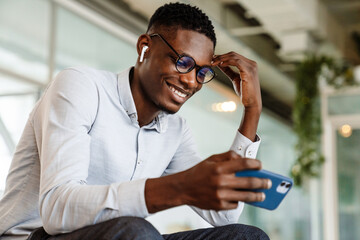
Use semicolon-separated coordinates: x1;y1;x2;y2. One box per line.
139;46;149;63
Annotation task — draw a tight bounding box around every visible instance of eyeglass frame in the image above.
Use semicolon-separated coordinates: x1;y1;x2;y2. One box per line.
149;33;215;84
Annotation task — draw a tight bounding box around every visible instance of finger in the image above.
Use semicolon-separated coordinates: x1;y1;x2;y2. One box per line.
216;58;250;76
222;189;266;203
212;53;252;68
215;65;242;97
212;55;256;81
219;175;272;190
215;157;262;174
217;65;240;80
208;151;238;162
218;200;239;210
212;52;241;63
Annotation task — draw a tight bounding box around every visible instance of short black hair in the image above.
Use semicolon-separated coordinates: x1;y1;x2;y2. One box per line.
147;2;216;47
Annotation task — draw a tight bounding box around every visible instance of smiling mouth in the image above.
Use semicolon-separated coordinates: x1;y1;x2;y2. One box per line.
166;82;189;98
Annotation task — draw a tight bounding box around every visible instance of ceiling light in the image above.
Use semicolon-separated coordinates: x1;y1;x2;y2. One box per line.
211;101;237;112
339;124;352;138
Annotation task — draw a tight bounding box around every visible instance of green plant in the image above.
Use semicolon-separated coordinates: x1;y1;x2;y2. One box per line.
291;55;357;186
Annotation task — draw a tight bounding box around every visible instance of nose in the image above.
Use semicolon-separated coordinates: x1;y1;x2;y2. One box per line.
179;69;198;89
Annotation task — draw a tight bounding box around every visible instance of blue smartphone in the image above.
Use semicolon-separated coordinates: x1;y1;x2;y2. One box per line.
235;169;293;210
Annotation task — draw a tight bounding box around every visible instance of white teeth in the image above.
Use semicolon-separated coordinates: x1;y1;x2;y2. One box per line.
169;86;187;98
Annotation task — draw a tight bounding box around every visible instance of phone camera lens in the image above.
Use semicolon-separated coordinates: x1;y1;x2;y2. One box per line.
280;182;286;186
285;183;291;188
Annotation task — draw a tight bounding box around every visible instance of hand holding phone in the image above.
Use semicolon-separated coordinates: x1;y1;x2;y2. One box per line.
236;169;293;210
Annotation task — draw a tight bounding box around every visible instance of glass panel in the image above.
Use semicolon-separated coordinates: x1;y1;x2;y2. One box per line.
0;135;12;196
337;129;360;240
0;73;39;95
0;95;36;143
0;0;50;82
0;94;37;196
328;94;360;115
55;7;137;74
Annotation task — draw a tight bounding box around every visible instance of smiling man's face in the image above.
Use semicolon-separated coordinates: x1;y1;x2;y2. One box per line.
137;28;214;114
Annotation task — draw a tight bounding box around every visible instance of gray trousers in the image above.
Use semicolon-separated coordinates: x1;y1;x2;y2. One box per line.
27;216;269;240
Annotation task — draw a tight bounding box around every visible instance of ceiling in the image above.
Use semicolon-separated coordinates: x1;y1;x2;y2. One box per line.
78;0;360;122
324;0;360;30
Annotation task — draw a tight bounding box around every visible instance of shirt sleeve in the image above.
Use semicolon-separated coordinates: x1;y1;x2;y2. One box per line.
33;68;149;235
165;121;261;226
230;131;261;158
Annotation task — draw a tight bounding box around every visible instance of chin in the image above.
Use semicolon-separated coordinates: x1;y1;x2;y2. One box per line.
158;103;181;115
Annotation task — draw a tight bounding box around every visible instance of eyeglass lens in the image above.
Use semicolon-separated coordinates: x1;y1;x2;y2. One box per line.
176;55;214;83
197;67;214;83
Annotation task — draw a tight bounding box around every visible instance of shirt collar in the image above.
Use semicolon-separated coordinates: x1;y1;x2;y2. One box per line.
117;67;169;133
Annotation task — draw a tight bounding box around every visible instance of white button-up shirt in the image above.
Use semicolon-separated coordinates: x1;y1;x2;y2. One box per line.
0;67;260;239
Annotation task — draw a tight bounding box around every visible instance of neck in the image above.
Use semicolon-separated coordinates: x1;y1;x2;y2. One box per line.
130;67;161;127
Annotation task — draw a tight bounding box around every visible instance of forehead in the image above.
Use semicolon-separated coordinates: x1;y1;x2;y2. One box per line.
158;29;214;65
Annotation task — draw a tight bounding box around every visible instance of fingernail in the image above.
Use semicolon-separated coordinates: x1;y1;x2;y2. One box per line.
220;61;223;65
211;60;214;64
267;180;272;189
261;192;266;201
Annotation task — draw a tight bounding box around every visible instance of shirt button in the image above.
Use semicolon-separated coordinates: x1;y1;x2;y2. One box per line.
238;146;242;151
248;151;252;156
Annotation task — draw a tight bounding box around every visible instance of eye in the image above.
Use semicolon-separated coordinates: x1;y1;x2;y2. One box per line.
168;54;177;63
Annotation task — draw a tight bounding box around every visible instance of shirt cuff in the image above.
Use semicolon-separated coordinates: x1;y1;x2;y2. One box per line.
230;131;261;158
111;178;150;218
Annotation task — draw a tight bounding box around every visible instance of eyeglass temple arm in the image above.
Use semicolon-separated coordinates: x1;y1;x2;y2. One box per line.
149;34;181;58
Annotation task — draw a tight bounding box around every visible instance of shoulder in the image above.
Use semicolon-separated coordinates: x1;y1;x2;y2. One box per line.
58;66;117;85
165;113;190;135
168;113;187;125
46;66;122;100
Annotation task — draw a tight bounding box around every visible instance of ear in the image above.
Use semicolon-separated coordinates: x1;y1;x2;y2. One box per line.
136;34;152;60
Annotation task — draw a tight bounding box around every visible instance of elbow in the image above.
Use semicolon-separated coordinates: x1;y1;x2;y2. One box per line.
40;208;63;235
39;188;66;235
41;221;62;236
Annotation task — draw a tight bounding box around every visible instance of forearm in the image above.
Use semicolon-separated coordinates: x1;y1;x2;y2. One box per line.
238;107;261;142
145;173;186;213
40;179;149;235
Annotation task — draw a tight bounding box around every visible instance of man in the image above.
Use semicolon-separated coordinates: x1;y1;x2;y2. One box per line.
0;3;271;240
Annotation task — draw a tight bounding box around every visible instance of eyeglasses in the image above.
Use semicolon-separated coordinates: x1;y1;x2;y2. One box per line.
149;33;215;84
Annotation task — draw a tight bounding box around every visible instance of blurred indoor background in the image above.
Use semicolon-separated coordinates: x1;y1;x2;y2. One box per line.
0;1;359;240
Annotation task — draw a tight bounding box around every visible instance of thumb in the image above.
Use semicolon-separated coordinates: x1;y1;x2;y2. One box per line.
231;79;241;97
